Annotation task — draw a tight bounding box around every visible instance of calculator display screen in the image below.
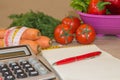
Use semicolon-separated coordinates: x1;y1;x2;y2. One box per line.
0;51;29;60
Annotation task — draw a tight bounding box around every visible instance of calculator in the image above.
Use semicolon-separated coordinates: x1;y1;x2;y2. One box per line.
0;45;56;80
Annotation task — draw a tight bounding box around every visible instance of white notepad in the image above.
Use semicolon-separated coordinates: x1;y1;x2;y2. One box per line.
42;44;120;80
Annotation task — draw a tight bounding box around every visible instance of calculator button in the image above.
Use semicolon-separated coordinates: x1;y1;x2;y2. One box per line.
14;69;24;74
28;57;39;65
28;71;39;76
9;62;19;69
25;67;35;72
17;73;27;78
2;71;12;77
1;67;10;72
38;67;48;75
34;63;48;75
9;62;17;67
19;60;29;65
23;63;32;69
12;65;21;71
0;64;8;72
4;74;15;80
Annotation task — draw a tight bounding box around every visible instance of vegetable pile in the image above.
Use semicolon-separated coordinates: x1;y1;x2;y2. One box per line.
54;16;96;45
7;7;98;46
70;0;120;15
9;11;61;39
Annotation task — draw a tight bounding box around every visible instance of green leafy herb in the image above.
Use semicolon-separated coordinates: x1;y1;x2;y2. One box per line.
70;0;90;12
8;11;61;39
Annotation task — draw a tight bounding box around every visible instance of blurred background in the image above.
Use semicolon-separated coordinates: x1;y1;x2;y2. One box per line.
0;0;79;28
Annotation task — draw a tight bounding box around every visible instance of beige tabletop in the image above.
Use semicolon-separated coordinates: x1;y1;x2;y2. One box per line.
51;35;120;59
94;36;120;59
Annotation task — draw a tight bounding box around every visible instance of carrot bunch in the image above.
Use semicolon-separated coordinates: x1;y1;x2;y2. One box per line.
0;26;51;55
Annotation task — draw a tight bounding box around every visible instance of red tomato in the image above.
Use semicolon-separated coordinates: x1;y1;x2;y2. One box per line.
75;24;96;44
87;0;109;15
54;24;74;44
62;16;81;33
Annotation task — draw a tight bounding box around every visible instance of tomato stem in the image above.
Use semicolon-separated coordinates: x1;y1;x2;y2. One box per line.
60;27;73;44
81;26;91;39
97;1;111;10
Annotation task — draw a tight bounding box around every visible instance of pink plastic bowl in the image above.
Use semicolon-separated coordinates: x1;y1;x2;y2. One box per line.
77;11;120;37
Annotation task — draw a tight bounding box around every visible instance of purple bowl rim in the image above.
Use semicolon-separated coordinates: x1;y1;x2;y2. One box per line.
77;11;120;18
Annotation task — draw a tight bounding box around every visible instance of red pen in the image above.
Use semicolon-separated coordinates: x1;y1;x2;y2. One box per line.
53;51;101;66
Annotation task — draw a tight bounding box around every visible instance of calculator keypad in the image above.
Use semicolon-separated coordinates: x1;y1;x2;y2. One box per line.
0;57;50;80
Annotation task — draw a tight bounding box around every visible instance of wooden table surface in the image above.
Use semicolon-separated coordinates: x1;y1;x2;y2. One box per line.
51;35;120;59
94;36;120;59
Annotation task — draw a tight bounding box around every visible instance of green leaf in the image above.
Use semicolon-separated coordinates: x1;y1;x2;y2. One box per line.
70;0;90;12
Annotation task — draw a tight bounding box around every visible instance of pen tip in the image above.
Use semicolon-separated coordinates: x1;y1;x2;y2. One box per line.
52;63;56;66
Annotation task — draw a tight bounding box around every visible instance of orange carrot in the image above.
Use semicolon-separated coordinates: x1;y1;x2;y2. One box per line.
0;28;41;40
20;39;41;55
35;36;51;49
21;28;41;40
0;29;7;39
0;39;4;47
